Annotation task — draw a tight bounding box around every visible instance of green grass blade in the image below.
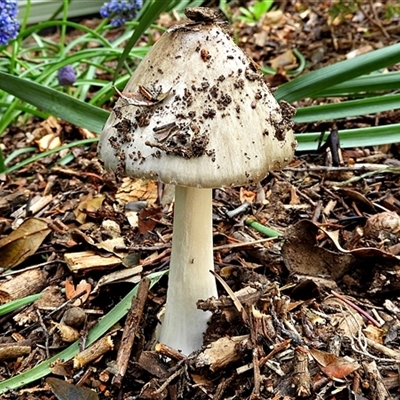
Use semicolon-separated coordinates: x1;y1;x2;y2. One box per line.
294;93;400;123
0;271;166;394
0;72;109;134
313;71;400;97
275;42;400;103
4;147;37;165
296;123;400;152
0;148;5;172
4;139;98;174
0;293;42;316
113;0;172;82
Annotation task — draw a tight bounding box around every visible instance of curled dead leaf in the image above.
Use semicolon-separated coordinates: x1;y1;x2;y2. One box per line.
65;278;91;306
47;377;99;400
0;218;51;269
309;348;359;379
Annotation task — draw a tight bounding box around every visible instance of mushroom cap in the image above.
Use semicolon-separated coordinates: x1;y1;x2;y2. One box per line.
99;22;297;188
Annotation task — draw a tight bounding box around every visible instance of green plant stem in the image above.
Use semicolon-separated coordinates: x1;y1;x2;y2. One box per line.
246;219;282;237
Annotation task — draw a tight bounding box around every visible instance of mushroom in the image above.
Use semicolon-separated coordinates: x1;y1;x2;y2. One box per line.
98;8;297;355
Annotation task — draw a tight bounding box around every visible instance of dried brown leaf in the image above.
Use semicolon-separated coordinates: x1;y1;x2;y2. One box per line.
309;348;359;379
0;218;51;269
47;377;99;400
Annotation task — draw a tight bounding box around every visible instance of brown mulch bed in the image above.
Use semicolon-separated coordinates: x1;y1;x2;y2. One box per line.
1;1;400;399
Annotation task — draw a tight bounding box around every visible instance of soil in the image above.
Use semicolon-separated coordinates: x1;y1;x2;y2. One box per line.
1;1;400;399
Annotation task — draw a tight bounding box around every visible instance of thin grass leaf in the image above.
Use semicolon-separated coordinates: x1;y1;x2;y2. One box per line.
296;123;400;152
275;42;400;103
113;0;172;82
0;271;166;394
0;293;42;317
4;139;98;175
19;20;112;48
0;149;5;172
294;93;400;123
313;71;400;97
4;147;37;165
0;72;109;135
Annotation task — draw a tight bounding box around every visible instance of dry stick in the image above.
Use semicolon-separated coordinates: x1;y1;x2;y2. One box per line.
155;342;185;361
362;360;391;400
18;289;88;335
249;310;261;397
213;237;276;251
292;347;311;397
112;277;150;388
259;339;291;367
365;0;390;39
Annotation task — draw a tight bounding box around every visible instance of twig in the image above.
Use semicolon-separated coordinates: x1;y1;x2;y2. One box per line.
249;309;261;397
362;360;391;399
213;237;277;251
1;260;65;276
259;339;291;367
36;309;50;359
363;0;390;39
112;277;150;388
19;290;88;334
292;347;311;397
155;342;185;361
153;367;183;395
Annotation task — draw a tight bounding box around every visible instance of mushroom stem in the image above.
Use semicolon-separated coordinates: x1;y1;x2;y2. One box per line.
158;185;218;355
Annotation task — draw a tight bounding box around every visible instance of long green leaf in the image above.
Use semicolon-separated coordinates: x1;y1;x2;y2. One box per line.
313;71;400;97
276;43;400;103
0;72;109;134
4;139;98;174
296;123;400;152
0;271;166;394
113;0;172;82
294;93;400;123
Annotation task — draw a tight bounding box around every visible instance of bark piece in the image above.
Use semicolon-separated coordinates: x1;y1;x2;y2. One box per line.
291;347;311;397
138;351;169;378
196;335;248;372
64;250;121;273
0;343;31;361
0;269;47;303
363;360;390;400
73;335;114;369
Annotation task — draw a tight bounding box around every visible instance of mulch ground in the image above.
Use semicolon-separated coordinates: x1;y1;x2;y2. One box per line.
1;1;400;399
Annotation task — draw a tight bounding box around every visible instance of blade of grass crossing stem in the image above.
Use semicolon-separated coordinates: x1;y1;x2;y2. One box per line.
246;219;282;237
0;72;109;135
294;93;400;123
113;0;172;82
275;42;400;103
0;271;166;394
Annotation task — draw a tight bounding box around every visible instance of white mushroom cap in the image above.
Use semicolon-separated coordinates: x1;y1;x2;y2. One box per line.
99;22;297;188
